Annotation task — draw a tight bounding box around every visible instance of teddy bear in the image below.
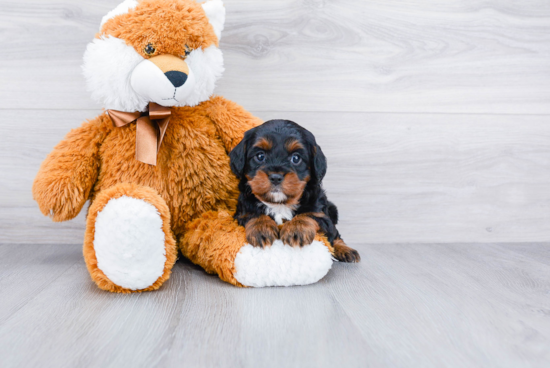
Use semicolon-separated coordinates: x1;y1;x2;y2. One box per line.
32;0;334;293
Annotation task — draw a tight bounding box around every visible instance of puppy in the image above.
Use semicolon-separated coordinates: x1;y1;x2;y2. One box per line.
229;119;360;263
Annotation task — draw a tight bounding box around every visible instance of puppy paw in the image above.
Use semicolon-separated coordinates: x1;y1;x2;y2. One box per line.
280;215;318;247
245;215;279;247
333;239;361;263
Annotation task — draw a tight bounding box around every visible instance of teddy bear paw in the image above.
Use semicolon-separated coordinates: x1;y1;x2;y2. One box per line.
233;239;333;287
92;196;168;290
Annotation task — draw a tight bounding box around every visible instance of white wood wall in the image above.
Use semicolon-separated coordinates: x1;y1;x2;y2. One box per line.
1;0;549;244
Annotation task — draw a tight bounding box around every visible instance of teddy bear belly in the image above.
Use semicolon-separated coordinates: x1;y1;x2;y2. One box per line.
92;128;239;236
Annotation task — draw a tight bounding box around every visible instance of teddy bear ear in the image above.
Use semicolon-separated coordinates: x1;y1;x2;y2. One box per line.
99;0;139;31
201;0;225;40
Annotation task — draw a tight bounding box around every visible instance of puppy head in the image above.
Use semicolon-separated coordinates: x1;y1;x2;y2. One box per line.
82;0;225;112
230;120;327;205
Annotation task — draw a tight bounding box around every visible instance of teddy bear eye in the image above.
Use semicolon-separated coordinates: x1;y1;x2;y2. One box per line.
144;43;156;56
184;45;191;56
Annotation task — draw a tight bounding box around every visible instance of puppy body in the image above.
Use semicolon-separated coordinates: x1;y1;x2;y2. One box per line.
230;119;360;263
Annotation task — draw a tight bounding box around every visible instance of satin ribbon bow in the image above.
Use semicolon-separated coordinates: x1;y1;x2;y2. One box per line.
107;103;171;166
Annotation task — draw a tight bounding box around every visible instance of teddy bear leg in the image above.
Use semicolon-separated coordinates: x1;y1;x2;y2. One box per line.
180;211;334;287
83;183;177;293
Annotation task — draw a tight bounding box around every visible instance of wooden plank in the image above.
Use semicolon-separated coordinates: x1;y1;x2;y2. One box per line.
0;244;81;324
0;251;189;368
2;109;550;244
0;243;548;367
0;248;370;368
160;265;372;368
0;207;87;245
326;243;550;368
1;0;549;113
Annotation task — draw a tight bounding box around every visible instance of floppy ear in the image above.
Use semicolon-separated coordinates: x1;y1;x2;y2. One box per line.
302;128;327;182
230;136;247;179
312;143;327;183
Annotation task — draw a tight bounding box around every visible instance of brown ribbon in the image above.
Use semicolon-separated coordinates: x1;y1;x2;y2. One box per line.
107;103;171;166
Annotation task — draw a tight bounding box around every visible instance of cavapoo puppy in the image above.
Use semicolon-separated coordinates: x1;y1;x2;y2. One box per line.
229;119;360;262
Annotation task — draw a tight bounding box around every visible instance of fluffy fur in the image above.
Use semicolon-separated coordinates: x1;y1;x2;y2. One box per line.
83;36;147;112
34;0;336;292
94;196;167;290
180;211;335;287
34;97;257;233
263;202;294;225
201;0;225;40
230;120;360;262
83;183;177;293
180;210;248;286
99;0;219;55
184;46;225;106
84;0;225;111
83;37;224;111
234;239;333;287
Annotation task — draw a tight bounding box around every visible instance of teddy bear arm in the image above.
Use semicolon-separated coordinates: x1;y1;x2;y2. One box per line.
205;96;262;153
32;115;112;222
180;210;335;288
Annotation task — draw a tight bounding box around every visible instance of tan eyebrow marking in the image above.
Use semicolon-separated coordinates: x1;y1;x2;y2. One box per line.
254;137;272;150
285;139;305;152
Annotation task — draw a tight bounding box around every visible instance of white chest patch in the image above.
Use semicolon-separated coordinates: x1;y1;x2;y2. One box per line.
262;202;295;225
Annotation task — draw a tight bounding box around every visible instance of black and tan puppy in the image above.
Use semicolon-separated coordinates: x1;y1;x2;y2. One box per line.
229;119;360;263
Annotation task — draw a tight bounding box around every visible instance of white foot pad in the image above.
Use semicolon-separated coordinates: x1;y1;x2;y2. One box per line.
94;196;166;290
234;240;333;287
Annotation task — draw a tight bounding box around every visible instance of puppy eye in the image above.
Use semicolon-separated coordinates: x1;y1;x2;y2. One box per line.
144;43;156;56
255;152;266;163
184;45;191;56
291;153;302;165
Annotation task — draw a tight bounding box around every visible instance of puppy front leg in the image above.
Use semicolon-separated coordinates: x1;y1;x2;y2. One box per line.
279;214;320;247
244;215;279;248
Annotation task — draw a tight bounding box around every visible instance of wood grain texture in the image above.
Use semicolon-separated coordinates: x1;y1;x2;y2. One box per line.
2;1;549;366
0;243;549;368
1;0;549;113
0;244;81;324
2;109;550;244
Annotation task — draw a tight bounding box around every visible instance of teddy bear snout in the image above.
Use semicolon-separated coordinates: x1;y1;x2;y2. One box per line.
130;53;197;107
149;54;191;88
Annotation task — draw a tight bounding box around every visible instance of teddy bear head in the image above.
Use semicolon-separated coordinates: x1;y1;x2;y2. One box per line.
83;0;226;112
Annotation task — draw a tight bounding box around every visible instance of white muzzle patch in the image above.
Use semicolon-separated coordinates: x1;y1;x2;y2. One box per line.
130;60;197;107
83;37;224;111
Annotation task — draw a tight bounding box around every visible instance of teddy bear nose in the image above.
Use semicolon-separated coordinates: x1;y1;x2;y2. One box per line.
164;71;187;88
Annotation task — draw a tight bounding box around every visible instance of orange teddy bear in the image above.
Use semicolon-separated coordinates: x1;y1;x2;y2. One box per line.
33;0;334;293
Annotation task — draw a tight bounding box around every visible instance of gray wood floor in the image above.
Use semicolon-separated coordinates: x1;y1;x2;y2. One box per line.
0;243;549;368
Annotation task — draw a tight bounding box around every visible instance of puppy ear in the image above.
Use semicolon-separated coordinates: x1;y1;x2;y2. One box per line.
230;136;247;179
302;128;327;182
312;143;327;182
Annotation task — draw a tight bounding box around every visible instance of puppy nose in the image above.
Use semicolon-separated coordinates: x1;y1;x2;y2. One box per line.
269;173;284;185
164;71;187;88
